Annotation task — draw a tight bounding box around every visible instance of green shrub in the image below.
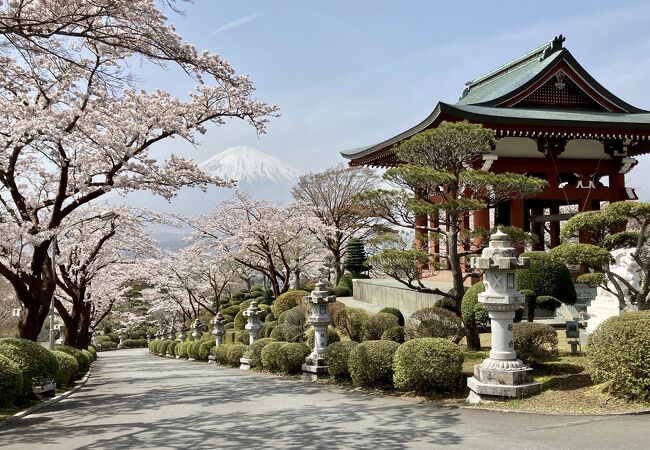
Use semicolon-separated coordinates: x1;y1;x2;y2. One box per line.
271;290;308;317
378;307;405;326
513;322;558;366
81;349;94;366
264;311;276;323
224;330;236;345
100;341;117;350
434;297;459;314
235;330;250;345
175;341;188;358
239;299;253;311
249;338;276;368
279;304;310;327
393;338;463;393
0;354;23;406
213;344;230;365
187;341;202;359
362;313;399;341
349;340;399;388
224;322;235;331
51;351;79;387
338;273;353;292
96;335;114;343
0;338;59;391
86;346;97;360
234;311;246;331
326;341;359;379
381;326;405;343
305;326;340;349
148;341;156;353
405;307;464;343
226;344;248;366
336;307;370;342
461;283;489;329
261;341;285;372
197;340;213;361
278;343;310;373
261;320;278;338
221;305;240;318
331;286;351;297
167;340;179;355
588;311;650;401
158;340;171;356
55;345;91;374
270;324;303;342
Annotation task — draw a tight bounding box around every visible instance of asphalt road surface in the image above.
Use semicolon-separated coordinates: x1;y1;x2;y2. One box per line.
1;348;648;449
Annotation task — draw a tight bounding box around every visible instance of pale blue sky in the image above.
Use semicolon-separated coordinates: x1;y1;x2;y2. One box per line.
135;0;650;203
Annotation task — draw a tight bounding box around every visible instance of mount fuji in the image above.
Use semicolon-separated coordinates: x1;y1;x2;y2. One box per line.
199;146;302;185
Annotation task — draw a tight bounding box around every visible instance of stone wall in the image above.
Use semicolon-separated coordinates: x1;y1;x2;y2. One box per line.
352;278;449;318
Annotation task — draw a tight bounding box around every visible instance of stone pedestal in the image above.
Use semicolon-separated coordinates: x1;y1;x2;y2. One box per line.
239;357;252;370
466;229;541;403
302;282;336;382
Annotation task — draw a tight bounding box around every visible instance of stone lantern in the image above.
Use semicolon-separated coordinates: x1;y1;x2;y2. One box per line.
239;300;264;370
466;229;541;403
191;318;203;340
302;281;336;382
155;330;161;340
146;332;152;344
179;323;189;343
117;328;126;349
211;312;226;347
91;331;99;347
167;326;176;341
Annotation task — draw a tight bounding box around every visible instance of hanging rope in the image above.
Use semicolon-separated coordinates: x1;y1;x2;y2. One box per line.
549;149;571;207
582;157;602;212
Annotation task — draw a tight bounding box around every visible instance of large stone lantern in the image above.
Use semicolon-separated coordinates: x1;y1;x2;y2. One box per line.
117;328;126;349
167;326;176;341
191;318;203;340
239;300;264;370
211;312;226;347
467;229;541;403
178;323;189;343
146;332;152;344
302;281;336;382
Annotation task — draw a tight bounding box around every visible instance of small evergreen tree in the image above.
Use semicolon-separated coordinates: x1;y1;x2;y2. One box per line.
344;238;368;275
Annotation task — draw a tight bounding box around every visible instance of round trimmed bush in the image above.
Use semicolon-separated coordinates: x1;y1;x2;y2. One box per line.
278;343;310;373
381;326;405;343
588;311;650;401
234;311;246;331
187;340;202;359
51;351;79;387
86;346;97;360
378;307;405;326
198;340;213;361
461;283;489;329
393;338;463;393
434;297;459;314
100;341;117;350
226;344;248;366
56;345;91;374
167;340;179;355
261;341;285;372
249;338;275;368
0;338;59;391
305;326;340;349
336;307;370;342
148;341;156;353
271;290;308;317
348;340;399;388
279;304;310;328
0;354;23;406
81;349;94;366
213;344;230;365
270;324;302;343
362;313;399;341
175;341;188;358
263;320;278;338
326;341;358;379
235;330;250;345
405;307;464;343
513;322;558;366
158;340;171;356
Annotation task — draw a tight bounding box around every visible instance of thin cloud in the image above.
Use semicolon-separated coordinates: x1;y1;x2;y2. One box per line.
208;12;263;36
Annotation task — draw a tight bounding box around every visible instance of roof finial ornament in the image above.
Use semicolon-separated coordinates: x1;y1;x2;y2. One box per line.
542;34;566;59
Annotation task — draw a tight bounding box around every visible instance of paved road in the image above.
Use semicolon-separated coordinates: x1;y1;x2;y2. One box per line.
1;349;648;449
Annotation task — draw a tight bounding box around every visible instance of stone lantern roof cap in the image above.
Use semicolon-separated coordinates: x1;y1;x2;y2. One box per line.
243;298;263;318
305;281;336;304
212;311;225;323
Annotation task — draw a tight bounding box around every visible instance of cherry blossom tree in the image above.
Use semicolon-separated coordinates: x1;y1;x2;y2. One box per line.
52;206;159;347
0;1;278;339
183;192;327;297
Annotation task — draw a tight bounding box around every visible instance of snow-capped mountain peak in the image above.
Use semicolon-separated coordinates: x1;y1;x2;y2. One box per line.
199;146;301;184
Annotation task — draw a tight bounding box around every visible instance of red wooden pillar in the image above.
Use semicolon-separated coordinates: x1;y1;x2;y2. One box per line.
429;212;440;265
460;212;471;271
510;199;525;252
473;207;490;248
531;207;544;251
414;190;428;270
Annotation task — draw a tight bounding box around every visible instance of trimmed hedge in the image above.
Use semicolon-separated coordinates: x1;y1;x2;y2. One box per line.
271;290;308;317
123;338;147;348
305;326;340;349
86;346;97;360
234;311;247;331
213;344;230;365
0;354;23;406
175;341;189;358
362;313;399;341
326;341;358;379
51;351;80;387
198;340;213;361
378;307;405;326
226;344;248;366
381;326;405;343
461;283;489;329
336;307;370;342
588;311;650;401
278;343;310;373
249;338;275;368
270;323;303;343
261;341;285;372
348;340;399;388
100;341;117;350
187;341;201;359
393;338;463;393
55;345;91;375
405;307;464;343
167;340;179;355
0;338;59;391
158;340;171;356
513;322;558;366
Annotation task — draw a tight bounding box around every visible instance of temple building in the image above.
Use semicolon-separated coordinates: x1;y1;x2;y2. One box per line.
342;35;649;251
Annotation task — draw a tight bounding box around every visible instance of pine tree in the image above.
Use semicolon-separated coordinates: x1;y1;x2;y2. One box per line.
344;238;368;275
